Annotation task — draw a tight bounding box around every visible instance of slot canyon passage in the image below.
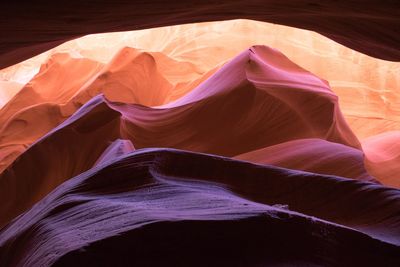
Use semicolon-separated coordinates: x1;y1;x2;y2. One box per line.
0;2;400;266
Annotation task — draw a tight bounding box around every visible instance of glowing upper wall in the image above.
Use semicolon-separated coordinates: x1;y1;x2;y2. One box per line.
0;19;399;138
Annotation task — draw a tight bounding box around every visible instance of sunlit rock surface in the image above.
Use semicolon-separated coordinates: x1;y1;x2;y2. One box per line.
1;20;398;139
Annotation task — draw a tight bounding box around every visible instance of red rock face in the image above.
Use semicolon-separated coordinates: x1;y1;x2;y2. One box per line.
0;11;399;267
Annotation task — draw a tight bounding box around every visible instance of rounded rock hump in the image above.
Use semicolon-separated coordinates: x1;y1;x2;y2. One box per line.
155;45;360;152
235;138;374;181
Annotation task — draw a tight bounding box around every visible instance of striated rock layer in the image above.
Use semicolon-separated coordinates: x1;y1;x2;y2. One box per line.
1;149;400;266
